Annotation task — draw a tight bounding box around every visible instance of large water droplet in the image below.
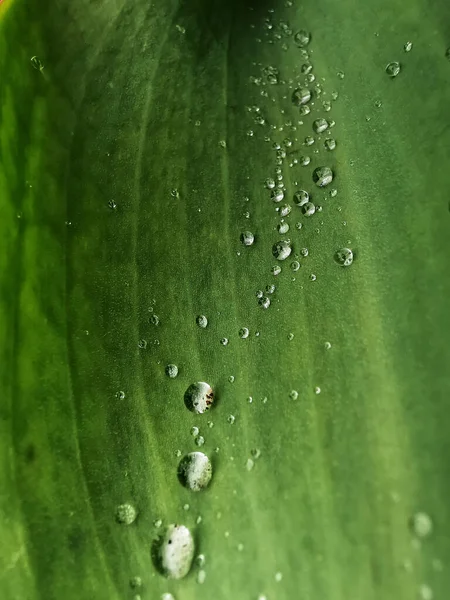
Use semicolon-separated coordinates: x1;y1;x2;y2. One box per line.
334;247;354;267
157;524;194;579
178;452;212;491
115;503;137;525
272;240;292;260
196;315;208;328
313;166;333;187
184;382;214;414
385;61;401;77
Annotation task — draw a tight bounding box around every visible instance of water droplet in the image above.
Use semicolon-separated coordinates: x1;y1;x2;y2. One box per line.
191;427;200;438
241;231;255;246
291;260;300;272
313;166;333;187
300;105;311;116
278;222;290;234
197;569;206;584
239;327;250;339
301;202;316;216
184;382;214;414
294;29;310;47
334;247;354;266
271;188;284;203
30;56;44;71
150;314;160;326
295;222;303;230
304;135;315;146
306;72;316;83
265;177;276;189
385;61;401;77
419;584;433;600
246;458;255;471
300;155;311;166
411;512;433;538
227;414;236;424
272;240;292;260
157;524;194;579
116;390;126;400
219;139;227;148
178;452;212;491
310;273;317;281
271;265;282;276
108;200;117;209
314;386;321;394
331;90;339;100
275;572;283;582
289;390;299;400
294;190;309;206
324;138;336;151
337;70;345;79
196;315;208;328
165;364;179;378
154;518;163;528
220;337;229;346
161;594;175;600
404;41;413;52
265;284;276;294
138;339;147;349
228;375;235;383
195;435;205;447
292;87;312;106
130;576;142;589
259;296;271;309
324;341;332;350
313;118;329;134
115;503;137;525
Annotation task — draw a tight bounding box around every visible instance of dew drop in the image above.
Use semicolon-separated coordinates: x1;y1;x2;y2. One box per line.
304;135;315;146
272;240;292;260
291;260;300;272
130;576;142;589
334;247;354;267
271;265;282;275
301;202;315;217
154;518;163;528
300;155;311;166
314;386;321;394
197;570;206;584
227;414;236;424
259;296;271;309
108;200;117;210
292;87;312;106
115;503;137;525
178;452;212;491
239;327;250;339
410;512;433;538
313;166;333;187
294;29;311;47
116;390;126;400
278;222;290;234
195;435;205;447
289;390;299;400
150;315;160;326
271;188;284;203
310;274;317;281
165;364;179;378
196;315;208;328
157;524;195;579
246;458;255;471
241;231;255;246
138;339;148;349
266;284;276;294
265;177;276;189
293;190;309;206
280;204;292;217
404;41;413;52
324;341;332;350
228;375;235;383
385;61;401;77
324;138;336;151
184;382;214;414
313;118;329;133
220;337;229;346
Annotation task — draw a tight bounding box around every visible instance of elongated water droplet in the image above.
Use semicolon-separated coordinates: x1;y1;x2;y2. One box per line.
196;315;208;328
404;41;413;52
157;524;194;579
30;56;44;71
178;452;212;491
239;327;249;339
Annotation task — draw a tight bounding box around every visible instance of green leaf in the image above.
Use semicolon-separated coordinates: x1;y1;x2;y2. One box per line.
1;0;450;599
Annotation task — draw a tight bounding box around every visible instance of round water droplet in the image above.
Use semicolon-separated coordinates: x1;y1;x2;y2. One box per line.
294;29;310;47
324;138;336;151
310;273;317;281
116;503;137;525
411;512;433;538
292;87;312;106
300;247;309;257
272;240;292;261
196;315;208;328
259;296;271;309
196;553;206;566
300;105;311;116
324;341;332;350
337;70;345;79
300;155;311;166
275;572;283;582
265;177;276;189
116;390;126;400
266;284;276;294
271;188;284;203
220;337;229;346
130;576;142;589
157;524;194;579
278;222;290;234
108;200;117;210
334;247;354;267
291;260;300;272
289;390;299;400
228;375;235;383
419;584;433;600
302;202;316;216
178;452;212;492
184;382;214;414
313;166;333;187
304;135;315;146
138;339;148;349
239;327;249;339
227;414;236;424
150;314;160;326
280;204;292;217
386;61;401;77
241;231;255;246
294;190;309;206
404;41;413;52
313;118;328;134
165;364;179;378
314;386;321;394
191;426;199;437
271;265;282;275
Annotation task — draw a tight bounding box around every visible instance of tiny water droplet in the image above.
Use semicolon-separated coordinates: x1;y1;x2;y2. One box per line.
289;390;299;400
178;452;212;491
337;70;345;79
115;503;137;525
195;435;205;447
324;341;332;350
219;139;227;148
220;337;229;346
302;202;316;217
138;339;147;349
154;518;163;528
410;512;433;538
271;189;284;203
275;572;283;582
196;315;208;328
386;61;401;77
278;221;290;234
116;390;126;400
334;247;354;266
228;375;235;383
310;274;317;281
300;155;311;166
304;135;315;146
404;41;413;52
150;314;160;325
293;190;309;206
130;576;142;589
191;426;199;437
184;382;214;414
266;284;276;294
108;200;117;209
227;414;236;424
330;188;338;197
239;327;250;339
246;458;255;471
241;231;255;246
280;204;292;217
165;364;179;378
271;265;282;275
314;386;321;394
287;333;294;341
291;260;300;272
